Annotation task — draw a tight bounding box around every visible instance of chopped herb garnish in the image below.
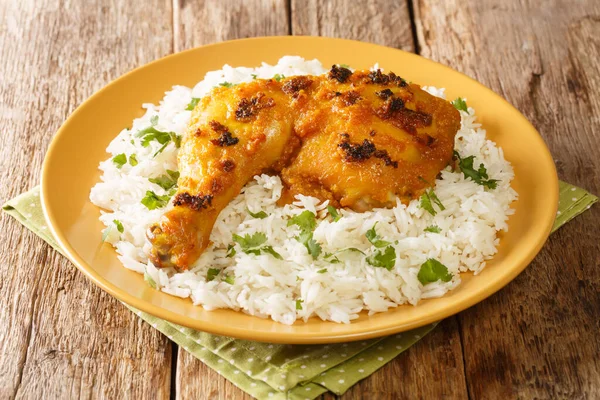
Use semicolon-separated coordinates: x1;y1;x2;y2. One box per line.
113;220;124;233
233;232;267;250
135;121;181;156
149;170;180;191
247;208;268;219
417;259;452;284
454;151;499;189
207;268;220;282
141;190;171;210
128;154;138;166
365;222;391;248
288;210;317;232
420;190;445;216
296;299;303;310
366;246;396;270
232;232;282;259
226;244;236;258
150;115;159;125
324;247;365;263
112;153;127;168
327;205;341;222
273;74;285;82
288;211;321;259
317;268;328;274
144;271;157;289
219;82;233;88
451;97;468;113
424;225;441;233
224;274;235;285
186;97;200;111
261;245;283;260
251;74;258;79
299;231;322;259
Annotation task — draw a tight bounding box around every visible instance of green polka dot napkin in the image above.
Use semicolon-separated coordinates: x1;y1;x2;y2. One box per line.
3;182;596;399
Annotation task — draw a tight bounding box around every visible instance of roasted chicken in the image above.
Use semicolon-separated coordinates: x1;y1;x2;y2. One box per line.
147;66;461;270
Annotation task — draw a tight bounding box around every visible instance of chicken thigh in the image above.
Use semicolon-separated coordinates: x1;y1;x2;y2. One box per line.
147;66;460;270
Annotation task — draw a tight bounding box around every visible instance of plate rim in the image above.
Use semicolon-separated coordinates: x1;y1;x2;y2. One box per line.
40;36;559;343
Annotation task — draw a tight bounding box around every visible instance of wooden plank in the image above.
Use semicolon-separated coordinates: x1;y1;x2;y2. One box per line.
414;1;600;398
0;0;174;398
323;318;468;400
172;1;290;399
173;0;291;51
291;0;415;52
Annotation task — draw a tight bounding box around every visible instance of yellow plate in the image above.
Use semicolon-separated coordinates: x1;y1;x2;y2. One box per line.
41;37;558;344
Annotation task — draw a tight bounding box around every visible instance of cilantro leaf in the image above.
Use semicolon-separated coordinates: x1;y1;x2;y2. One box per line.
136;126;171;146
454;151;499;189
424;225;441;233
149;170;180;191
171;132;182;148
226;244;236;258
302;233;322;259
251;74;258;80
295;230;322;260
232;232;267;250
144;271;157;289
317;268;328;274
417;259;453;284
296;299;303;310
325;254;341;263
420;190;445;216
135;121;181;157
247;208;268;219
128;154;138;166
327;205;341;222
262;245;283;260
224;274;235;284
112;153;127;168
366;246;396;270
273;74;285;82
287;210;317;232
451;97;468;113
207;268;220;282
141;190;171;210
366;222;391;248
113;220;124;233
324;247;366;263
231;232;282;259
186;97;200;111
219;82;233;88
288;211;322;259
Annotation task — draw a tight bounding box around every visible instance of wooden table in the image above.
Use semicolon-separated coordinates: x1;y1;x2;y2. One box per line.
1;1;599;398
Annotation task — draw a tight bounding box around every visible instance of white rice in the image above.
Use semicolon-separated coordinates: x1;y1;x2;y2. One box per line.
90;56;518;325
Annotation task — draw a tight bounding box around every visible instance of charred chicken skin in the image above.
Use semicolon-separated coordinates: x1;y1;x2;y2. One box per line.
147;66;461;270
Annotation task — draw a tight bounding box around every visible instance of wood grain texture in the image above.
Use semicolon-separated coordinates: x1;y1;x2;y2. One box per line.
414;0;600;398
323;319;468;400
291;0;415;52
0;0;174;398
2;0;599;399
173;0;290;51
172;1;290;399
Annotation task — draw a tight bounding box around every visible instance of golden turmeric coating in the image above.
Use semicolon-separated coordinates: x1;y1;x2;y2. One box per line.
147;66;461;270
